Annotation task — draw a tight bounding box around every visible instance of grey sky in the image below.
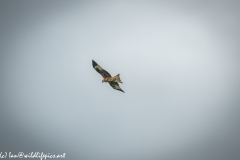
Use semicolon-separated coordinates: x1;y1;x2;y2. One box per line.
0;1;240;160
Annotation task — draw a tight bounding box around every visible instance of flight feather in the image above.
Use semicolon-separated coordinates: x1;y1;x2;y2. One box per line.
92;60;111;78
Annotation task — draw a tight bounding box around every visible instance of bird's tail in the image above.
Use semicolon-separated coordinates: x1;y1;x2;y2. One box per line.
114;74;123;83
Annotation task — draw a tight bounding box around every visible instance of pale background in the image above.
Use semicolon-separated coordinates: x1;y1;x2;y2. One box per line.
0;0;240;160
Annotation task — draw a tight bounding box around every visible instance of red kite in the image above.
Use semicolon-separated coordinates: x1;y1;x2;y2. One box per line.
92;60;124;93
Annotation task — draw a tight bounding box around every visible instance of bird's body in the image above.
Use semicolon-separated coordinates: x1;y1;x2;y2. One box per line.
102;74;123;83
92;60;124;93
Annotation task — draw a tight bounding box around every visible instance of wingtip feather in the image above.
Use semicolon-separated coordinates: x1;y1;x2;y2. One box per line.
92;60;97;67
119;89;125;93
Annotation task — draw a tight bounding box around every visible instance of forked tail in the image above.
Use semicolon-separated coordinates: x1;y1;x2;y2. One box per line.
114;74;123;83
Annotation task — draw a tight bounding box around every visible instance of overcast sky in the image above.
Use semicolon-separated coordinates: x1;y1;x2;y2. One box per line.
0;1;240;160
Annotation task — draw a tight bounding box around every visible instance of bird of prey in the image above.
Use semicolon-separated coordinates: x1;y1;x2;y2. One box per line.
92;60;124;93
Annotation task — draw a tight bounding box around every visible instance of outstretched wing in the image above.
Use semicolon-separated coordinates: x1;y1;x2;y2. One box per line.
109;82;125;93
92;60;111;78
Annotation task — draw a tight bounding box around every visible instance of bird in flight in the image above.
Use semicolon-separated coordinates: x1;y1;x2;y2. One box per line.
92;60;124;93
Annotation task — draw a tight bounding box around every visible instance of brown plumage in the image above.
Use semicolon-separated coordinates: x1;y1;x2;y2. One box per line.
102;74;123;83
